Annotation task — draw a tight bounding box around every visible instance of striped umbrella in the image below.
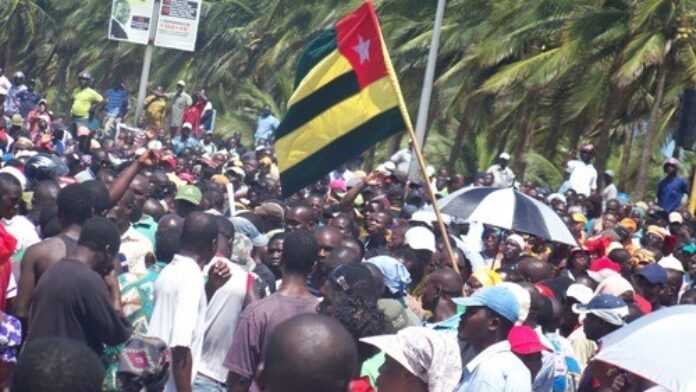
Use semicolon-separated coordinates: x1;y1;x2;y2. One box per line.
437;187;577;246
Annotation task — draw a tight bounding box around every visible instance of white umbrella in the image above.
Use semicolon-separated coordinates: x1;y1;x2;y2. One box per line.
594;305;696;392
436;187;577;246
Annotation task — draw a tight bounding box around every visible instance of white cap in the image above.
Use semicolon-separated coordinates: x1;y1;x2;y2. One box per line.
499;152;511;160
547;193;566;204
669;212;683;224
405;226;436;253
606;242;623;255
0;166;26;191
658;255;685;273
604;170;614;177
410;210;451;228
499;282;530;324
182;122;192;129
177;80;186;86
566;283;593;305
506;234;526;250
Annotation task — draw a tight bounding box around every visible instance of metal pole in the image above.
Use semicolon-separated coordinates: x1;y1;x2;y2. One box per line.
408;0;447;182
135;0;160;124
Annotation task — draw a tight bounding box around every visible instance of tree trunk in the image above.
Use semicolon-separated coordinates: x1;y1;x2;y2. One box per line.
634;66;668;200
513;100;535;181
364;146;377;171
618;125;634;191
447;118;468;172
388;133;403;157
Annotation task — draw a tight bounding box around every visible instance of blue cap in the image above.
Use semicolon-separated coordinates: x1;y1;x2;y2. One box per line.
366;256;412;295
573;294;627;312
637;263;668;285
453;286;520;323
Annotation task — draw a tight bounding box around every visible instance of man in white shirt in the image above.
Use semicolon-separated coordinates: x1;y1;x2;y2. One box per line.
566;144;598;197
601;170;618;210
454;286;532;392
148;212;230;392
106;191;154;275
487;153;516;188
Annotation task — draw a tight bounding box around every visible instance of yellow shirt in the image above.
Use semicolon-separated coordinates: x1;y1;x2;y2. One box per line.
71;87;103;118
144;95;167;129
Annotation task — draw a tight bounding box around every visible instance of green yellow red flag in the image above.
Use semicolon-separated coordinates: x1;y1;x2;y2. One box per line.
274;1;412;196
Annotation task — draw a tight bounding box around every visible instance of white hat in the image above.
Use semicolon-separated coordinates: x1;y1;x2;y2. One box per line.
547;193;566;204
409;210;451;228
669;212;683;224
506;234;526;250
0;166;26;191
182;122;192;129
604;170;614;177
177;80;186;86
606;242;624;255
405;226;436;253
499;152;511;161
658;255;685;273
566;283;593;305
499;282;530;324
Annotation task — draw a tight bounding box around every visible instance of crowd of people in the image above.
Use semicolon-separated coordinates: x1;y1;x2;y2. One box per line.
0;66;694;392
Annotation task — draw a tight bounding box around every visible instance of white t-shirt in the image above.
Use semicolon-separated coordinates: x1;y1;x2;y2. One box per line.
0;75;10;95
567;160;597;196
487;164;515;188
148;254;208;392
2;215;40;258
198;257;249;382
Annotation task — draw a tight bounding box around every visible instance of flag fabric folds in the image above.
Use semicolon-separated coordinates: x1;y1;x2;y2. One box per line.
274;1;410;197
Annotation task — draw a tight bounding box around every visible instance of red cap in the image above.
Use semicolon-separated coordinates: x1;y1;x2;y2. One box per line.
588;257;621;273
508;326;551;355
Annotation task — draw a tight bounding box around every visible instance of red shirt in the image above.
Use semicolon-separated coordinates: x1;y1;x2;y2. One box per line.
349;377;375;392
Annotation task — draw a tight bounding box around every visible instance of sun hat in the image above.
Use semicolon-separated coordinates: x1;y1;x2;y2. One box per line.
637;263;668;285
658;255;685;273
10;114;22;127
404;226;436;253
174;184;202;206
619;218;637;233
361;327;462;392
454;286;520;323
508;325;551;355
572;294;628;326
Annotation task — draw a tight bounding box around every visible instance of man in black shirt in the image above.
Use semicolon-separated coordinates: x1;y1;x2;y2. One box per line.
26;216;131;354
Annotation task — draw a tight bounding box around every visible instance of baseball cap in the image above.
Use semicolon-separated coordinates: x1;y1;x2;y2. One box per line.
566;284;593;305
571;213;587;224
404;226;436;253
664;157;680;168
499;282;530;324
454;286;520;323
499;152;511;161
572;294;628;326
604;170;614;178
10;114;22;127
587;257;621;282
669;212;683;224
580;144;595;152
327;264;375;299
175;185;202;206
508;325;551;354
637;263;668;285
182;122;193;130
658;255;685;273
177;80;186;86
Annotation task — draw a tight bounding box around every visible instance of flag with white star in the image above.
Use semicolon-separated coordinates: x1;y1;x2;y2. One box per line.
274;0;412;197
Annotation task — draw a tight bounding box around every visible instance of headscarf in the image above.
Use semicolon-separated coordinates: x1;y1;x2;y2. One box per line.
366;256;412;296
361;327;462;392
472;268;502;287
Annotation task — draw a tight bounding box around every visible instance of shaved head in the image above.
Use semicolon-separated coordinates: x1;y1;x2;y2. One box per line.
262;314;358;392
286;205;317;232
430;267;464;294
315;225;343;260
517;256;555;283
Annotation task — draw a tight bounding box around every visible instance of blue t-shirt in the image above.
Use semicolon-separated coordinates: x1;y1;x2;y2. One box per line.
657;175;689;212
104;88;128;117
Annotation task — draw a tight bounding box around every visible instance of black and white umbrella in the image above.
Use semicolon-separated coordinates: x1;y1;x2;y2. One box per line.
437;187;577;246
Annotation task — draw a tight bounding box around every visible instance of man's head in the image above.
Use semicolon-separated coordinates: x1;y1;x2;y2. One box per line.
13;338;105;392
314;225;343;260
180;212;218;263
57;183;94;227
78;71;91;88
456;286;519;350
263;232;285;270
285;205;316;232
579;144;594;163
517;256;555;283
658;256;685;306
0;173;21;219
31;180;60;211
174;184;202;218
663;158;679;176
634;263;668;307
328;214;357;238
282;229;319;277
420;268;464;312
319;263;377;314
366;211;393;237
107;191;136;234
573;294;628;341
176;80;185;93
78;217;122;276
260;314;358;392
128;174;150;222
502;235;525;262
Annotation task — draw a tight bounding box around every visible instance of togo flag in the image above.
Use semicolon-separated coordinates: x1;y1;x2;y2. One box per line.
274;1;412;196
